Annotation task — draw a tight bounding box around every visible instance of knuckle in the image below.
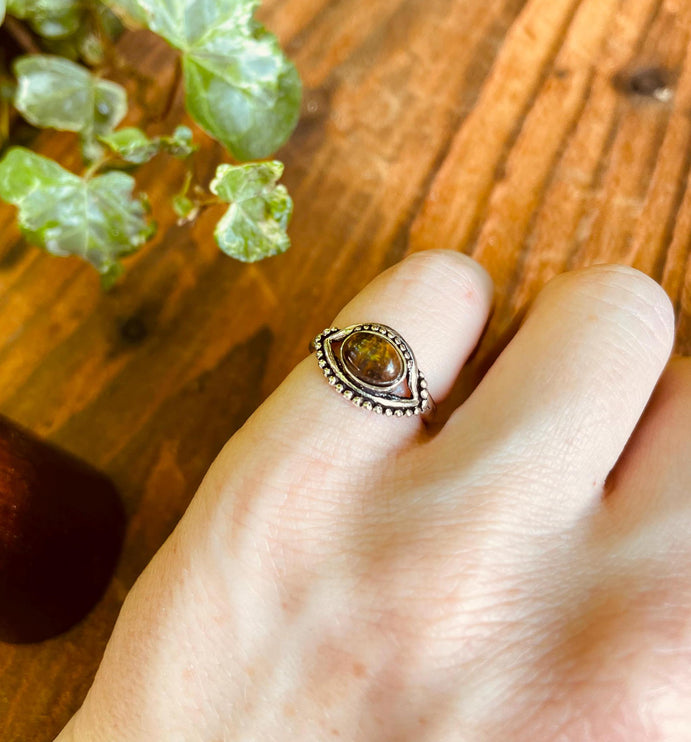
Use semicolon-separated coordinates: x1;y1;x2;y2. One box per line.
398;249;493;306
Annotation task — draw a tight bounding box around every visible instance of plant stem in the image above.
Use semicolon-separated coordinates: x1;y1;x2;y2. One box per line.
83;151;116;179
0;55;16;150
196;197;223;208
0;101;9;150
156;56;183;122
95;28;154;116
3;17;42;55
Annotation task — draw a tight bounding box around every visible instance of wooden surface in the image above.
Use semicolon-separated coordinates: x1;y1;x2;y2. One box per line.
1;0;690;738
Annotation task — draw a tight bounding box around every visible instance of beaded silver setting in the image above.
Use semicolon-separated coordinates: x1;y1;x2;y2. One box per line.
311;323;434;418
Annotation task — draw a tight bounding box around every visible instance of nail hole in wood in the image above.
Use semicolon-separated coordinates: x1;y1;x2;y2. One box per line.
119;315;148;344
616;66;674;102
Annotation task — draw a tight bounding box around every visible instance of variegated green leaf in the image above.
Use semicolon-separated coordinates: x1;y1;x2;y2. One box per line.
210;160;292;261
13;55;127;159
106;0;301;160
0;147;155;283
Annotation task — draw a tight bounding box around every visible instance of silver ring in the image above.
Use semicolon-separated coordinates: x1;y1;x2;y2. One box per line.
310;323;435;419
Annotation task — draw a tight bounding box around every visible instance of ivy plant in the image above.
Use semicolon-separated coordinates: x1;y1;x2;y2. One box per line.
0;0;301;286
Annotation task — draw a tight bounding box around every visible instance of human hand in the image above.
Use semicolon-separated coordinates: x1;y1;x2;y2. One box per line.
57;251;689;742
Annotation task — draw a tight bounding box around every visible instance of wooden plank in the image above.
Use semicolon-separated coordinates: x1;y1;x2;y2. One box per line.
470;0;624;316
574;0;689;269
409;0;582;254
510;0;666;318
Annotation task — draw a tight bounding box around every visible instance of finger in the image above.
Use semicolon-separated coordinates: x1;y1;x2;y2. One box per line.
237;250;493;465
437;265;674;521
603;357;691;526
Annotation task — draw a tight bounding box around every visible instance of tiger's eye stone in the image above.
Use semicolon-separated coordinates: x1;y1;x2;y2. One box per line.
341;331;404;386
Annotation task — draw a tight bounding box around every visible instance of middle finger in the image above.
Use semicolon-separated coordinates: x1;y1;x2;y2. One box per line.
433;265;674;528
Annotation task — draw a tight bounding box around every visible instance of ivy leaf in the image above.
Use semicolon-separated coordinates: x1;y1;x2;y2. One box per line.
160;125;197;158
0;147;155;283
44;6;124;65
172;194;197;220
105;0;147;25
99;127;160;164
107;0;301;161
7;0;82;38
8;3;124;65
210;160;292;262
100;125;197;163
13;55;127;148
94;3;127;42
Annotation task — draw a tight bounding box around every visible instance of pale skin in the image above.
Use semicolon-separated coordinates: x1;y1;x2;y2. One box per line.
56;250;691;742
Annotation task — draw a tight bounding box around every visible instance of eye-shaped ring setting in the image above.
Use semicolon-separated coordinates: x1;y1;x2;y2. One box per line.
310;323;434;419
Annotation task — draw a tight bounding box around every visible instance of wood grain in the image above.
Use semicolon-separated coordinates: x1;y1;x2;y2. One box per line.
1;0;690;738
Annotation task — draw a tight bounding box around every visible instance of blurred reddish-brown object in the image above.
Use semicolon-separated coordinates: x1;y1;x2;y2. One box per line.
0;416;125;644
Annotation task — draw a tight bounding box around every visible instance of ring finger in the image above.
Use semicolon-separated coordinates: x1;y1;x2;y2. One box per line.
228;250;493;469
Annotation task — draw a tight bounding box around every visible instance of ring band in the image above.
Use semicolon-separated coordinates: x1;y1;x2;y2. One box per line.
310;323;435;419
